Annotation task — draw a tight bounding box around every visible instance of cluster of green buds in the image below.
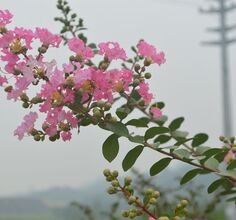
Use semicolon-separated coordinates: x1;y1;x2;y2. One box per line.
173;199;188;219
20;93;44;109
103;169;161;219
219;136;236;151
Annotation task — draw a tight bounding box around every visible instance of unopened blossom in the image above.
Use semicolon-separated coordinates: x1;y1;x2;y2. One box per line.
0;10;13;27
137;40;166;65
150;107;162;119
138;82;154;104
35;28;61;47
14;112;38;140
68;37;94;60
98;42;127;61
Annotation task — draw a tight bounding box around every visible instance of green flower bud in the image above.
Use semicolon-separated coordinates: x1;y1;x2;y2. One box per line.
112;170;119;178
30;129;38;136
38;46;47;54
97;100;105;108
173;217;181;220
20;93;29;102
144;57;153;66
180;199;188;207
219;136;225;142
122;210;129;217
134;64;141;73
145;188;154;195
128;196;136;204
124;176;132;185
103;169;111;177
144;72;152;79
106;176;113;182
107;186;117;194
49;135;57;142
158;217;169;220
133;79;140;86
110;116;117;123
153;191;160;198
93;110;102;118
232;146;236;153
31;96;44;104
230;137;235;143
69;55;76;62
104;102;112;111
22;102;29;108
149;198;157;204
34;134;41;142
111;180;119;187
129;212;136;219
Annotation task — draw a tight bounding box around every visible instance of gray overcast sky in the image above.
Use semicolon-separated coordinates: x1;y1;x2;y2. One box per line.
0;0;235;196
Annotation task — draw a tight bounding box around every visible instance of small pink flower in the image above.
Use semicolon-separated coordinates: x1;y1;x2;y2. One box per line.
14;112;38;140
137;40;166;65
61;131;72;141
0;10;13;27
68;37;94;60
0;76;7;86
224;150;235;164
150;107;162;119
35;28;62;47
148;217;156;220
138;82;154;104
98;42;127;61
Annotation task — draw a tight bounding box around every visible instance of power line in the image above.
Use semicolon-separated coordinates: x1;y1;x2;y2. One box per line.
200;0;236;136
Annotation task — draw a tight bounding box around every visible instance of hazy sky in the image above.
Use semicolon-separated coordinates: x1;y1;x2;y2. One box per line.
0;0;235;196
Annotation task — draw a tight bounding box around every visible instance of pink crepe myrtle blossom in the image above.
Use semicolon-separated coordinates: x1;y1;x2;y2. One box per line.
224;150;235;164
138;82;154;104
0;76;7;86
148;217;156;220
98;42;127;61
150;107;162;119
68;37;94;60
137;40;166;65
0;10;13;27
14;112;38;140
35;28;62;47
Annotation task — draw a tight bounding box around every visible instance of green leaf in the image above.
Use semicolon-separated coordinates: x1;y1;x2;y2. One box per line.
173;149;190;159
105;122;129;137
208;179;224;193
169;117;184;131
150;158;172;176
154;135;171;144
122;145;144;171
204;157;219;170
116;108;130;120
145;127;169;140
192;133;209;147
88;43;97;49
128;135;145;144
126;119;148;128
180;169;202;185
227;159;236;170
151;102;165;109
102;134;119;162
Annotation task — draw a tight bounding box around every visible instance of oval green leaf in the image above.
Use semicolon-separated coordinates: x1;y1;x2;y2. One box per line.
102;134;119;162
122;145;144;171
150;158;172;176
145;127;169;141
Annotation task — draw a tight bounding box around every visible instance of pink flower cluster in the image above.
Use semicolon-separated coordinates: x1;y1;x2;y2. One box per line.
0;10;13;27
0;10;165;141
138;40;166;65
14;112;38;140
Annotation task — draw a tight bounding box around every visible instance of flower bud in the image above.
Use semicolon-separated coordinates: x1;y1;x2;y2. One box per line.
4;86;13;93
111;180;119;187
104;102;112;111
153;191;160;198
124;176;132;185
34;134;41;142
38;46;47;54
122;210;129;217
22;102;29;108
103;169;111;177
134;64;141;73
144;72;152;79
230;137;235;144
180;199;188;207
149;198;157;204
145;188;154;195
133;79;140;86
31;96;44;104
158;217;169;220
107;186;117;194
128;196;136;204
219;136;225;142
97;100;105;108
173;217;181;220
144;57;153;66
112;170;119;178
20;93;29;102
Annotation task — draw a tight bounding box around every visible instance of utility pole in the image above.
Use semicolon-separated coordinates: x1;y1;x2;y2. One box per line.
200;0;236;136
